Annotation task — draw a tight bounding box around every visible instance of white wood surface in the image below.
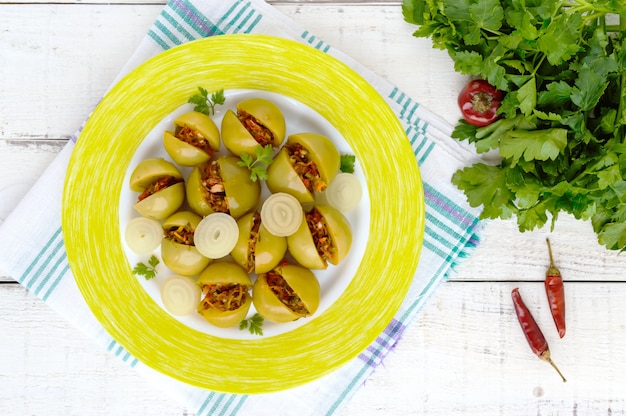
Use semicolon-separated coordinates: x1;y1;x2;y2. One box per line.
1;1;625;415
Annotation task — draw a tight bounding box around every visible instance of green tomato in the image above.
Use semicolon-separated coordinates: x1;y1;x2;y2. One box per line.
252;264;320;323
163;210;202;229
161;239;210;276
266;133;340;204
163;111;220;166
130;158;185;220
161;211;210;276
230;212;287;274
129;158;182;192
266;148;313;204
287;204;352;269
186;156;261;219
289;133;340;185
186;166;210;217
133;183;185;220
196;262;253;328
221;98;286;157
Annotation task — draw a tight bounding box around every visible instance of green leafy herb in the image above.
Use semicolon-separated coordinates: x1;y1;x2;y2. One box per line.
188;87;225;116
239;313;264;336
340;154;356;173
132;255;160;280
403;0;626;250
238;145;274;181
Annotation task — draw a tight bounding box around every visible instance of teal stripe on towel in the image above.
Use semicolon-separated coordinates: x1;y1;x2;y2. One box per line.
196;392;217;416
42;262;70;301
21;228;64;291
147;29;170;51
161;9;196;42
33;251;67;297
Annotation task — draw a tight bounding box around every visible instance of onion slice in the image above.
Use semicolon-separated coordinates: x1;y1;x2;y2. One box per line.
124;217;163;254
324;173;362;213
260;192;303;237
160;275;201;316
194;212;239;259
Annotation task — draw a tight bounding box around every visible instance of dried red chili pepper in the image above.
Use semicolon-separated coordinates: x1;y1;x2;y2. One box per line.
511;288;566;382
545;238;566;338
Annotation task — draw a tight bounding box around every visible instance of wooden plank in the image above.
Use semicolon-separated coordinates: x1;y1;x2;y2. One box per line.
1;281;625;415
0;140;65;223
0;3;465;141
0;1;463;283
450;213;626;283
0;4;163;140
1;3;624;284
0;283;191;416
0;0;402;5
0;139;65;282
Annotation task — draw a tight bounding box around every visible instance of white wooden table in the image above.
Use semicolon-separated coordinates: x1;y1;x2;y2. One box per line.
2;1;625;415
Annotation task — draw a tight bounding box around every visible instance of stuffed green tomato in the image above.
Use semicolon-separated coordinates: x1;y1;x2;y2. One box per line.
161;211;211;276
196;262;252;328
252;264;320;323
221;98;286;156
266;133;340;205
163;111;220;166
230;212;287;274
129;158;185;220
186;155;261;219
287;204;352;270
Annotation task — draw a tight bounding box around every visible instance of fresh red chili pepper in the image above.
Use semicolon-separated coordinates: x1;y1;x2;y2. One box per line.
511;288;566;382
457;79;503;127
545;238;566;338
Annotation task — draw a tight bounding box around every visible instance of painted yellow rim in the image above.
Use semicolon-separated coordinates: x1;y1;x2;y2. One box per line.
62;34;424;394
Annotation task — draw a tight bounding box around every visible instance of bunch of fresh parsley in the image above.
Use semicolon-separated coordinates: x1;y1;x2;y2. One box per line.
403;0;626;250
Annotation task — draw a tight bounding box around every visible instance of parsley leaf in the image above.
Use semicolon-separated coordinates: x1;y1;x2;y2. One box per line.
451;163;516;220
499;128;568;164
188;87;225;116
239;313;264;336
237;145;273;181
340;154;356;173
132;255;160;280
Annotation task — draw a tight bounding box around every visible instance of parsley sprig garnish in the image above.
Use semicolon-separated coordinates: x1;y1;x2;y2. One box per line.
132;255;160;280
188;87;225;116
238;145;274;182
239;313;264;336
340;154;356;173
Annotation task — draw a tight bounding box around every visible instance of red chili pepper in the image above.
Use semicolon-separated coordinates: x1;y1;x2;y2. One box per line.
545;238;566;338
511;288;566;382
457;79;503;127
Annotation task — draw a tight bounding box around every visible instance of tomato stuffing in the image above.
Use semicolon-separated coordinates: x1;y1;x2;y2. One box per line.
199;283;248;312
305;208;333;263
174;125;214;156
164;224;194;246
199;161;229;213
265;271;309;315
245;213;262;273
238;110;275;146
137;176;182;202
285;143;326;193
458;79;503;127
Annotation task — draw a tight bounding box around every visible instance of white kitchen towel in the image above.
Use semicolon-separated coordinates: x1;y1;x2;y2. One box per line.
0;0;485;415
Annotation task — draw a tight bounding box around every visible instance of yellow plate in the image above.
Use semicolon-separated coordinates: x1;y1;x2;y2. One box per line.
63;34;424;394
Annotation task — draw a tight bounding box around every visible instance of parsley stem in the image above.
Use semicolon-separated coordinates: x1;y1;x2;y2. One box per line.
620;12;626;137
531;55;546;78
